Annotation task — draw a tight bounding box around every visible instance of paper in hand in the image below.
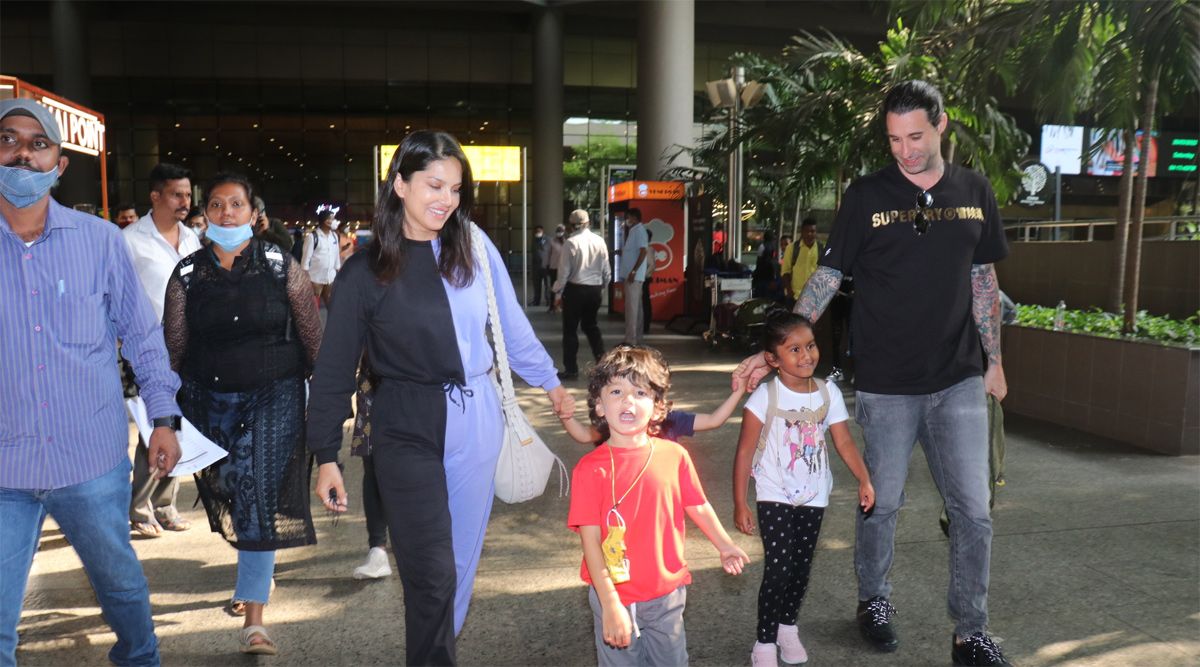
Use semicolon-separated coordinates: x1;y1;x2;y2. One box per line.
126;397;227;477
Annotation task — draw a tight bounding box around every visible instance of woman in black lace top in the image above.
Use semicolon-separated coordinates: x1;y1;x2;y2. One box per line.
162;172;321;655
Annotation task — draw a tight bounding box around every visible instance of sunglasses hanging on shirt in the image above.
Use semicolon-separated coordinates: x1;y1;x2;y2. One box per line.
914;190;934;236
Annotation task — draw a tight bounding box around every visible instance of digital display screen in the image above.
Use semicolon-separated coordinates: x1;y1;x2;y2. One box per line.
1160;133;1199;177
1088;129;1157;177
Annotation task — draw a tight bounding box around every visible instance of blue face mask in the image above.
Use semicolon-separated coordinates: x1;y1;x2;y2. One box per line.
204;221;254;251
0;163;60;208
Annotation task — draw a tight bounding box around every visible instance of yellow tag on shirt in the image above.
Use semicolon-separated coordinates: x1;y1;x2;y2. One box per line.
603;509;631;584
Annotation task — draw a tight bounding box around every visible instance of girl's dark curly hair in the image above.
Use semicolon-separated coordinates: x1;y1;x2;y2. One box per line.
586;345;672;446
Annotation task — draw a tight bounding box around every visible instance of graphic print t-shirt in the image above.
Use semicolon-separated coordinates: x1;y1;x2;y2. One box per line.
745;378;849;507
819;163;1008;394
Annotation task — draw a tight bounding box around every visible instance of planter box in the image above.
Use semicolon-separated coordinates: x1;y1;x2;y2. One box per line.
1003;324;1200;455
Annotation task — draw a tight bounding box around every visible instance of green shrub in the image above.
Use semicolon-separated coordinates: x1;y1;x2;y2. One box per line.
1013;304;1200;346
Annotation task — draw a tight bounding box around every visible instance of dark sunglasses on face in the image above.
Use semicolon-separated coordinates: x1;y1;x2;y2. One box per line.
914;190;934;236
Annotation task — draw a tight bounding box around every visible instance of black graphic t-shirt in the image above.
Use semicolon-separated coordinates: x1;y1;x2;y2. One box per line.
819;162;1007;394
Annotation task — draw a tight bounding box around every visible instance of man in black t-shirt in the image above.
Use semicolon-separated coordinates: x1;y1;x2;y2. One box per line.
736;81;1011;667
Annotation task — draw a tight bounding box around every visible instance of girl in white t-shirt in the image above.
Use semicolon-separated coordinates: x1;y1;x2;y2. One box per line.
733;311;876;667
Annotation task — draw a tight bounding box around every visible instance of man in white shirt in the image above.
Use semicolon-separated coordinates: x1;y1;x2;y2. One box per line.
301;210;342;307
121;162;202;538
553;210;611;380
618;208;649;344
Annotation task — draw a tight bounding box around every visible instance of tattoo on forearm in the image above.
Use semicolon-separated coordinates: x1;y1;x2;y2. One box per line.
971;264;1002;367
793;266;842;321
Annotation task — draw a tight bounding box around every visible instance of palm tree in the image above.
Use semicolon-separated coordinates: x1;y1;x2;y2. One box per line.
667;19;1030;248
895;0;1200;331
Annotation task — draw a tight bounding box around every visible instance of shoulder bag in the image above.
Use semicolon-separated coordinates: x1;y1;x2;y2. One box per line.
470;223;569;504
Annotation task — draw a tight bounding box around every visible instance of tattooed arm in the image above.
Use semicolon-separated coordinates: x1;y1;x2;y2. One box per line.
734;266;844;391
971;263;1007;401
793;265;843;322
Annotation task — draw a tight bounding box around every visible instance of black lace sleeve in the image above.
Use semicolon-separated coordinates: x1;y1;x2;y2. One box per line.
286;258;322;367
162;270;188;373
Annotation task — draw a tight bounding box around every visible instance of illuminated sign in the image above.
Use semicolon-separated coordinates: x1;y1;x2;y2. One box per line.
607;181;685;203
1088;129;1157;177
40;96;106;156
1039;125;1083;175
377;144;522;182
1160;133;1198;176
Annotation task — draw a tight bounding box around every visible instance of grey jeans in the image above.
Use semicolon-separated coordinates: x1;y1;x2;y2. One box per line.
589;585;688;666
854;376;992;637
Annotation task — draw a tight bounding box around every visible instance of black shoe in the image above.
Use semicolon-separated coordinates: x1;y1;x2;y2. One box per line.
557;371;578;381
952;633;1010;666
856;596;899;652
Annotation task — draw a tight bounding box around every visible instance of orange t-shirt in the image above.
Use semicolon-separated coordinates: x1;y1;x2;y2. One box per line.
567;438;708;605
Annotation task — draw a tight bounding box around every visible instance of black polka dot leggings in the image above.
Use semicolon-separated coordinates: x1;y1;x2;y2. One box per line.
756;502;825;643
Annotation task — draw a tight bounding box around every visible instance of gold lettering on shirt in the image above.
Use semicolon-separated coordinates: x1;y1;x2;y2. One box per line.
866;206;985;228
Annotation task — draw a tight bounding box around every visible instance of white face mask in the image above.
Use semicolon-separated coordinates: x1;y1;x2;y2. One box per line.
328;220;340;231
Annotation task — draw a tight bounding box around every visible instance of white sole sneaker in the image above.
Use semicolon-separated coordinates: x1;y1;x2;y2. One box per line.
353;547;392;579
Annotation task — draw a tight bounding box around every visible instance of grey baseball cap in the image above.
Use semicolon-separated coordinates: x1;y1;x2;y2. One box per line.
0;98;63;145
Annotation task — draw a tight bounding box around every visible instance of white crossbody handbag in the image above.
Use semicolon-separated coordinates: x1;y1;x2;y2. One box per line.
470;223;569;504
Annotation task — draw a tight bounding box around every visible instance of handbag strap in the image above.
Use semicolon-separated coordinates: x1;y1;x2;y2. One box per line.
470;223;518;405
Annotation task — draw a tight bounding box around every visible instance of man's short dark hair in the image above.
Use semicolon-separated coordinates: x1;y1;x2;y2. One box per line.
883;80;944;127
317;210;335;223
801;217;817;228
626;208;642;222
148;163;191;193
115;203;137;215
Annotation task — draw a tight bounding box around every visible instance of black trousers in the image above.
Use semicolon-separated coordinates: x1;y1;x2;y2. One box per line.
361;453;388;549
531;267;546;305
373;382;456;666
756;502;824;643
830;295;852;367
561;282;604;374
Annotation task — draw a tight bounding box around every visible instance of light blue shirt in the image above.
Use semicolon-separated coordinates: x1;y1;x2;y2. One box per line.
619;222;649;282
0;200;181;489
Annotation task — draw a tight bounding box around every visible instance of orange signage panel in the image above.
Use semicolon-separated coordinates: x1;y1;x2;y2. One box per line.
607;180;685;203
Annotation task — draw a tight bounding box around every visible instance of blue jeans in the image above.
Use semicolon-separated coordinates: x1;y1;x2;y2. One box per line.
233;550;276;604
0;460;159;666
854;376;992;637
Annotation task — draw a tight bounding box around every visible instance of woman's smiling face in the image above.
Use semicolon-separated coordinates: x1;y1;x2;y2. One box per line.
394;157;462;241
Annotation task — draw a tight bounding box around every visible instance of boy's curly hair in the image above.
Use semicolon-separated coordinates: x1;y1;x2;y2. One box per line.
586;345;673;446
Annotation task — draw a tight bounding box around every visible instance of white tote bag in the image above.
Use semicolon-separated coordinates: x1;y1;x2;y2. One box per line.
471;224;568;504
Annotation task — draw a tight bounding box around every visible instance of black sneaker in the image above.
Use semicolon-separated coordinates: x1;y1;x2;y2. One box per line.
856;596;899;652
952;633;1011;666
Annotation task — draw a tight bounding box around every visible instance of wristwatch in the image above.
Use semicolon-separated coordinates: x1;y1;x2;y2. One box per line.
152;415;182;431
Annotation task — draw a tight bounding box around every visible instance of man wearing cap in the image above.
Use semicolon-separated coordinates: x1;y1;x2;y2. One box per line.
122;162;201;539
0;98;181;667
552;209;610;380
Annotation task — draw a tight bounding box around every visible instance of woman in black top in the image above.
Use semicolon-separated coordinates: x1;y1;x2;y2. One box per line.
307;131;570;666
162;172;322;655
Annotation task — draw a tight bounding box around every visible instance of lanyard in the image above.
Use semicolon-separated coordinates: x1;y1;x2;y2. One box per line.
609;440;655;512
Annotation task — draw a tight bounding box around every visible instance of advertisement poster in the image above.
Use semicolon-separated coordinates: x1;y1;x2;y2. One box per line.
609;183;686;321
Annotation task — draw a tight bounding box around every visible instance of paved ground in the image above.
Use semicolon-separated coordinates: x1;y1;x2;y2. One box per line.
16;308;1200;666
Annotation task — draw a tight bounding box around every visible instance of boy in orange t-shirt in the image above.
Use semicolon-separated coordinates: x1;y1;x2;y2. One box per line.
566;346;750;665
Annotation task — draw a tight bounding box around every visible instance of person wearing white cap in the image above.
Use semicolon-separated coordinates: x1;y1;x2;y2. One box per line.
0;97;181;667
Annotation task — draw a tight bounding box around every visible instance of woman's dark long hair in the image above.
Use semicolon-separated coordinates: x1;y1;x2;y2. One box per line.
370;130;475;286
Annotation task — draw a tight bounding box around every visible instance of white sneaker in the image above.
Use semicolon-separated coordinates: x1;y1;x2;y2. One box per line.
777;624;808;664
353;547;392;580
751;642;778;667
